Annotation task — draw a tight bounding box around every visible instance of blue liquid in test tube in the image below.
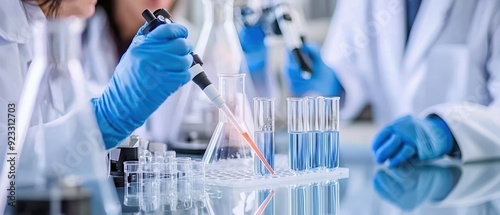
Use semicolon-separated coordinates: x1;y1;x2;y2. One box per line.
288;132;309;171
254;97;275;176
255;131;275;175
325;131;339;169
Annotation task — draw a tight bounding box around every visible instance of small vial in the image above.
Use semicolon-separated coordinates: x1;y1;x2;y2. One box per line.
317;97;340;169
176;157;192;204
254;97;275;176
165;151;177;163
287;98;309;172
191;160;206;201
123;161;140;206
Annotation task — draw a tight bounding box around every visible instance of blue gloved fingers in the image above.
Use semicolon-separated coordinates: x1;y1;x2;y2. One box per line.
240;25;266;52
301;43;322;62
389;144;417;167
146;23;189;40
136;40;193;60
372;127;393;152
286;50;304;79
374;135;403;163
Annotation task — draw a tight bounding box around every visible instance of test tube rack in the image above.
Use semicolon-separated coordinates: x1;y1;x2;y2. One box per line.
204;155;349;190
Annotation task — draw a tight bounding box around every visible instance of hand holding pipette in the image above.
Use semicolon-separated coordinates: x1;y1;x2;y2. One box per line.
142;9;275;175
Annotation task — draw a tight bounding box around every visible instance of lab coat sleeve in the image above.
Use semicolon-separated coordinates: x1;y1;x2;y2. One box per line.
422;8;500;163
321;0;369;121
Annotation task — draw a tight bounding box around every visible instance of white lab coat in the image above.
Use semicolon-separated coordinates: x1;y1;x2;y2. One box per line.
0;1;46;176
0;2;120;214
322;0;500;162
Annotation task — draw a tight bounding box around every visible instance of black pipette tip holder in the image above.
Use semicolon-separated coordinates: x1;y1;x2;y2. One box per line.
142;8;204;68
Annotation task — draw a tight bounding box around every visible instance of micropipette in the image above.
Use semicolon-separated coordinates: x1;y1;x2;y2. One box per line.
142;9;275;175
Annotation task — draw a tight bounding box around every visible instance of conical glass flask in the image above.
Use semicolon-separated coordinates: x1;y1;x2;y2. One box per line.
168;0;256;152
3;18;120;214
203;74;253;168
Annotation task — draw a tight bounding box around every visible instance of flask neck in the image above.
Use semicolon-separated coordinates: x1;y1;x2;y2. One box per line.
219;74;246;122
34;19;83;64
204;0;235;24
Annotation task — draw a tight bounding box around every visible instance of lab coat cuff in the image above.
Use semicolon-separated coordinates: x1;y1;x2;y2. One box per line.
421;103;500;162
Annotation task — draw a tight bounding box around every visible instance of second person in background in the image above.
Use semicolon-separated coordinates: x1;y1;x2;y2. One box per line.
241;0;500;166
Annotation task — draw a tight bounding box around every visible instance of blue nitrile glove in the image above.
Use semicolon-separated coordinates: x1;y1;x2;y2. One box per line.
285;43;343;97
92;23;193;149
372;115;457;167
239;24;267;75
373;165;461;211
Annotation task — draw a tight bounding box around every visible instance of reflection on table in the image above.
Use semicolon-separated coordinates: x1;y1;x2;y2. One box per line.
117;178;342;214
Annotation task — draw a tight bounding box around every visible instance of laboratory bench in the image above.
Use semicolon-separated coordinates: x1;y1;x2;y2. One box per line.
115;141;500;215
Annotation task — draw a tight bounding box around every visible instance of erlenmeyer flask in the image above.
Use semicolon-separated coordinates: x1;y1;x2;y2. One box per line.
6;18;120;214
203;74;253;168
168;0;256;152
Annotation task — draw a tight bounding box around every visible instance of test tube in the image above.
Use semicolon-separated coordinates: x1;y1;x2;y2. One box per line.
139;159;159;213
191;160;206;201
254;97;275;176
304;97;323;170
158;161;177;211
124;161;140;206
317;97;340;169
176;157;193;207
165;151;176;163
287;98;309;172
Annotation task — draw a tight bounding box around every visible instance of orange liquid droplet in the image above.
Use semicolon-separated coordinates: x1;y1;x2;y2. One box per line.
242;132;275;175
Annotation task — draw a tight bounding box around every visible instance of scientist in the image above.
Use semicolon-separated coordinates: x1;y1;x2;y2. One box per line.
82;0;198;143
243;0;500;166
0;0;193;149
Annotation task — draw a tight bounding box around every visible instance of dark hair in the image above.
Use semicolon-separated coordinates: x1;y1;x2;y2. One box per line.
23;0;62;17
96;0;179;56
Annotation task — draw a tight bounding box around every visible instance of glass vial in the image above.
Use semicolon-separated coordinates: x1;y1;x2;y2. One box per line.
318;97;340;169
287;98;309;172
253;97;275;176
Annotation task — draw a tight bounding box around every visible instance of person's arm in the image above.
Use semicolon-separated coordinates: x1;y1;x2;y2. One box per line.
422;6;500;162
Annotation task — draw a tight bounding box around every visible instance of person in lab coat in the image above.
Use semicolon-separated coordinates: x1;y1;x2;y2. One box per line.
243;0;500;166
0;0;193;151
82;0;198;144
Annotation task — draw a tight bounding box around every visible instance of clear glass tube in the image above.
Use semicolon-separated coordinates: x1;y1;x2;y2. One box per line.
158;161;177;211
176;158;193;208
123;161;140;206
287;98;308;172
253;97;275;176
305;97;323;169
191;160;206;201
317;97;340;169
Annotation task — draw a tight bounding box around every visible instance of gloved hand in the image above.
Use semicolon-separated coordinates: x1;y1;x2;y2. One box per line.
373;165;461;211
239;24;267;75
284;43;343;97
92;23;193;149
372;115;457;167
